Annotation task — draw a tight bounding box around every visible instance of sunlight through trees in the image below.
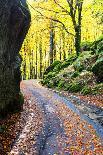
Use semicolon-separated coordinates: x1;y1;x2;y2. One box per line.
20;0;103;79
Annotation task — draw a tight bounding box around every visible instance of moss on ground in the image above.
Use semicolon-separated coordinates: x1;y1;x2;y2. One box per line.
42;36;103;95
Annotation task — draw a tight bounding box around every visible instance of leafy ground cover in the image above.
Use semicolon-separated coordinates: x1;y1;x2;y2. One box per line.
42;36;103;96
0;80;103;155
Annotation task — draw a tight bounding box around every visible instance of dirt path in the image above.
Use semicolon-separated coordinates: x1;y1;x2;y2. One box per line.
10;80;103;155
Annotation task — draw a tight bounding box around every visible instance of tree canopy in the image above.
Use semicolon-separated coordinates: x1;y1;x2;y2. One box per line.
20;0;103;79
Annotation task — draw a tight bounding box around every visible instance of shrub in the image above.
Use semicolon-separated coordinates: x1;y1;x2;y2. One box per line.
81;86;91;95
53;63;62;72
57;80;65;89
81;41;92;51
91;35;103;54
47;80;54;88
44;60;61;75
91;83;103;94
64;83;72;91
71;71;79;78
69;82;82;93
61;61;71;69
52;77;60;87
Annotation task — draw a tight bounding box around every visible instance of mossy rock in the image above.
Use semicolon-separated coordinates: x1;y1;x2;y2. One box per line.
74;71;96;86
92;56;103;82
73;51;97;72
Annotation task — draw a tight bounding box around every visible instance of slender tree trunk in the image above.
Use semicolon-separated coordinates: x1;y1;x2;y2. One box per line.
35;43;38;79
60;37;62;60
50;21;55;65
75;25;81;56
50;28;54;64
53;31;56;61
39;38;43;78
62;31;66;60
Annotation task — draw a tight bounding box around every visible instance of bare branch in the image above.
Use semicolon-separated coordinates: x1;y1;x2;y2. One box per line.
27;1;74;36
53;0;70;15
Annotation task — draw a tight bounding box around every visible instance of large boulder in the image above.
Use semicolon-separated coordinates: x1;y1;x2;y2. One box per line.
0;0;31;116
73;51;97;72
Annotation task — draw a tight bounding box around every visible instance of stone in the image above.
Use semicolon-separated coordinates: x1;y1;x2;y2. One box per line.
0;0;31;116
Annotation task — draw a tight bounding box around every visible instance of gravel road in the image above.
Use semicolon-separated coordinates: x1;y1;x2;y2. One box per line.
10;80;103;155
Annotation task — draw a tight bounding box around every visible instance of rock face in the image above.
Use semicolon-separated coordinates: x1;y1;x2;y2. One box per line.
0;0;31;116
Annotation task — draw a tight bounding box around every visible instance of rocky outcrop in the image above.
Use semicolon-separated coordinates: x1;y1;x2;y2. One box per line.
0;0;31;116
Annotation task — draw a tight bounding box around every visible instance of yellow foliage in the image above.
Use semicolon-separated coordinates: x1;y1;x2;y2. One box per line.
20;0;103;79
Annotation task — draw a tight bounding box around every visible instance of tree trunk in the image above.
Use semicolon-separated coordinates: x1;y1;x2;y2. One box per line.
0;0;31;116
75;25;81;56
39;38;43;78
50;28;54;65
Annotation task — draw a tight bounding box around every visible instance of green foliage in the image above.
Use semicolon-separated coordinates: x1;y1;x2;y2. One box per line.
43;71;56;86
61;61;71;69
91;83;103;94
61;55;77;69
68;82;82;93
47;80;54;88
42;37;103;95
63;83;72;91
44;71;56;79
71;71;79;78
81;35;103;55
92;56;103;82
73;51;97;72
81;41;92;51
81;86;91;95
44;61;61;75
57;80;65;89
53;63;62;72
91;35;103;54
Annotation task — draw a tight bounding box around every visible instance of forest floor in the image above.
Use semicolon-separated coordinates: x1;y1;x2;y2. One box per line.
0;80;103;155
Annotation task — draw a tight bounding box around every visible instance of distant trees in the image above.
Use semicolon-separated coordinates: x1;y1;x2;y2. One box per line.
53;0;83;56
20;0;103;80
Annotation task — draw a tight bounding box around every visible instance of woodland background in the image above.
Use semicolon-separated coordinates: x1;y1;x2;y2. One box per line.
20;0;103;80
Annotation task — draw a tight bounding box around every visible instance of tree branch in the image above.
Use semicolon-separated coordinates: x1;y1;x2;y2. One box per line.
27;1;74;36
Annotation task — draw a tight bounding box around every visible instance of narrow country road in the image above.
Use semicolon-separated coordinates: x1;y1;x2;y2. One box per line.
10;80;103;155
